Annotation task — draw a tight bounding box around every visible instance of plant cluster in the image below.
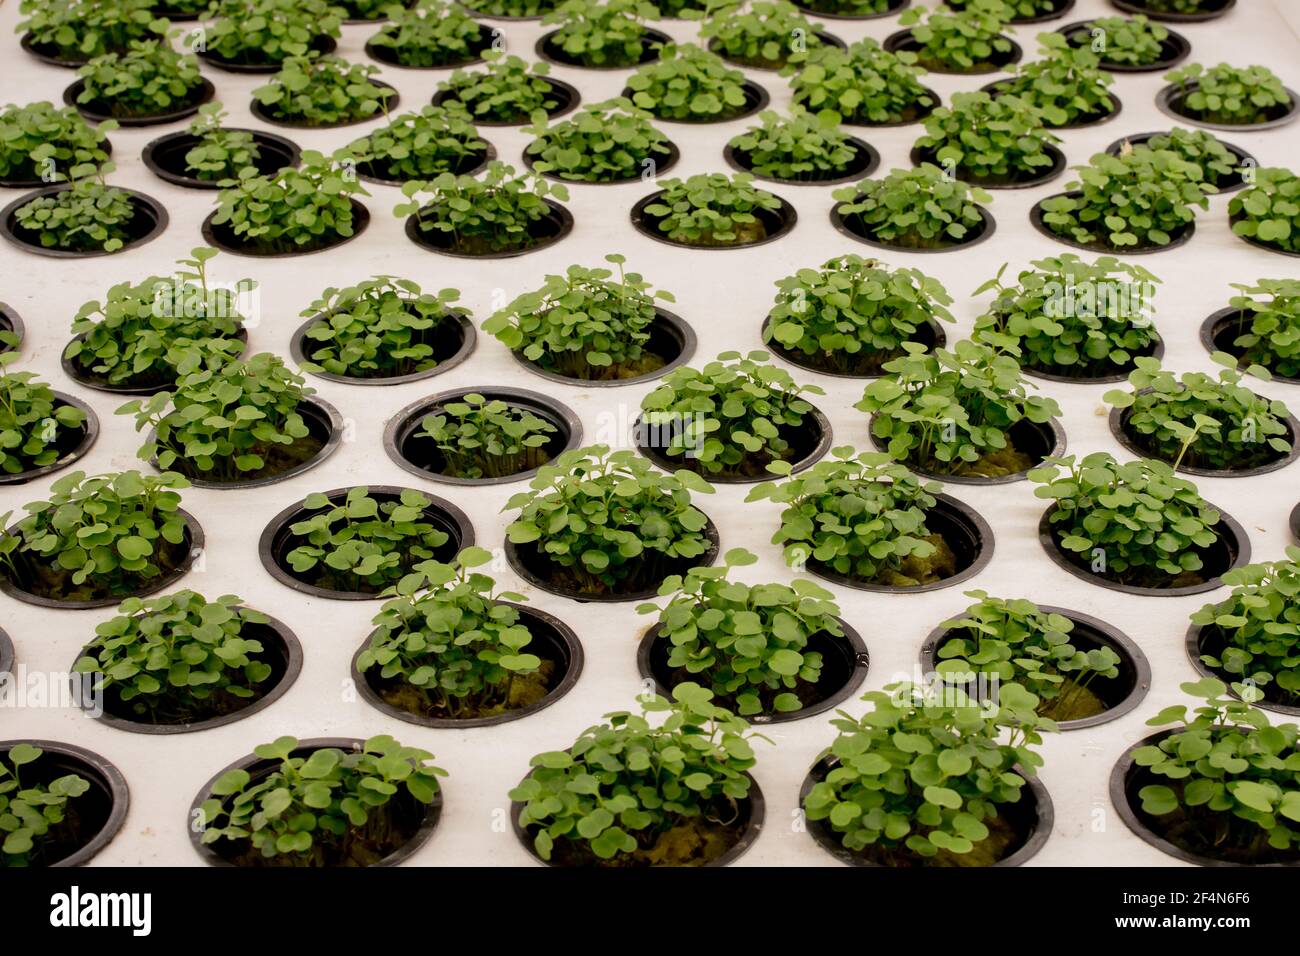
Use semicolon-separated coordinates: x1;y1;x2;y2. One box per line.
1230;167;1300;254
253;56;394;126
728;108;857;182
13;166;137;253
0;744;90;867
436;53;562;125
183;105;263;182
0;102;112;184
643;172;782;246
947;0;1057;15
897;1;1014;73
913;91;1059;184
461;0;558;16
346;105;486;182
1222;279;1300;378
640;350;824;478
1165;62;1294;126
788;39;935;125
1070;15;1169;68
542;0;659;68
833;165;992;249
75;39;204;119
1118;128;1238;189
971;254;1160;378
700;1;826;70
526;98;672;183
624;43;755;122
19;0;165;62
0;357;87;476
368;1;490;68
765;255;955;375
992;33;1116;127
509;685;760;864
417;394;558;480
199;0;343;67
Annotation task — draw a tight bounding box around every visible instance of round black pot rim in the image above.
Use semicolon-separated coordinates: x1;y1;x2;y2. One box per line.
534;27;672;71
196;34;339;74
404;198;573;258
509;769;764;866
351;602;585;728
383;385;584;486
354;139;495;186
0;627;12;679
258;485;475;601
509;308;698;388
1185;621;1300;718
0;392;99;487
1109;0;1236;23
919;605;1151;731
709;32;847;73
1028;192;1195;256
0;508;204;610
804;84;940;129
75;611;304;734
805;493;995;594
800;756;1052;867
0;739;129;866
249;81;400;130
1108;398;1300;478
980;79;1123;129
1156;82;1300;132
64;77;215;128
623;80;771;126
883;29;1023;75
523;138;680;186
431;76;581;127
908;141;1066;191
867;415;1067;486
363;23;497;70
1018;335;1165;385
629;190;797;250
290;309;476;386
791;0;910;19
632;403;833;485
188;736;443;867
1104;130;1255;194
1291;501;1300;544
0;184;168;258
760;312;948;380
986;0;1074;23
1037;502;1251;597
636;617;869;724
1055;20;1189;72
61;326;249;395
19;31;101;67
722;136;881;188
0;302;24;352
141;127;302;190
201;198;369;258
1230;210;1300;258
147;395;343;489
1110;727;1298;867
830;201;996;254
504;516;721;604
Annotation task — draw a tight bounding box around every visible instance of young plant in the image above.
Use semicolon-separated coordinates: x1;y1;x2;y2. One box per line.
913;92;1060;185
765;255;955;375
624;43;754;123
1132;679;1300;862
298;276;461;380
856;340;1062;479
637;547;843;716
643;172;782;246
833;165;992;250
75;39;205;119
700;1;826;70
1117;128;1239;189
252;56;395;127
18;0;165;62
1039;148;1213;250
946;0;1057;16
1230;167;1300;255
461;0;558;15
346;105;486;182
1165;62;1294;127
0;357;88;476
541;0;659;68
368;1;491;68
119;352;319;483
436;53;563;125
1104;356;1293;472
395;162;569;255
509;685;761;864
794;0;894;13
640;350;824;478
283;487;449;593
1191;548;1300;709
525;98;672;183
746;448;953;587
1221;279;1300;379
0;102;112;184
483;254;675;381
1070;15;1170;68
896;1;1014;73
196;735;446;866
504;444;715;596
992;34;1116;127
727;108;858;182
210;150;368;254
971;254;1160;378
935;591;1121;723
199;0;344;68
1031;452;1224;589
0;745;90;867
183;104;263;182
12;165;137;253
355;548;551;719
416;394;557;480
0;469;192;602
802;680;1048;864
788;39;935;125
72;590;277;723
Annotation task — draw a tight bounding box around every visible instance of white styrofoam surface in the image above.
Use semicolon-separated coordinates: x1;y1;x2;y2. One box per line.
1;0;1299;867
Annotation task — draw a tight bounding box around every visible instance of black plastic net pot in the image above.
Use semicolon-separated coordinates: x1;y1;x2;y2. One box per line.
867;416;1067;485
365;22;498;69
637;618;869;724
621;80;770;125
1156;81;1299;132
431;76;580;127
197;34;338;74
535;27;671;70
404;199;572;258
883;28;1022;74
981;79;1123;129
0;393;98;486
908;142;1066;190
761;313;947;379
1056;19;1189;72
800;756;1053;866
1110;0;1235;22
0;740;129;866
919;606;1151;731
1108;400;1300;479
955;0;1074;22
523;139;680;185
63;76;215;127
630;191;797;249
1200;306;1300;384
1185;621;1300;718
508;308;697;387
792;0;911;20
724;135;880;187
1028;192;1195;255
708;31;846;72
0;184;168;258
831;200;995;253
249;82;401;130
355;139;495;186
201;198;370;257
259;486;474;600
1015;335;1165;385
74;612;303;734
62;327;248;394
189;737;443;867
142;128;301;190
290;310;475;386
0;627;12;680
0;303;22;353
795;85;940;128
0;509;204;610
384;387;583;486
352;603;584;727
